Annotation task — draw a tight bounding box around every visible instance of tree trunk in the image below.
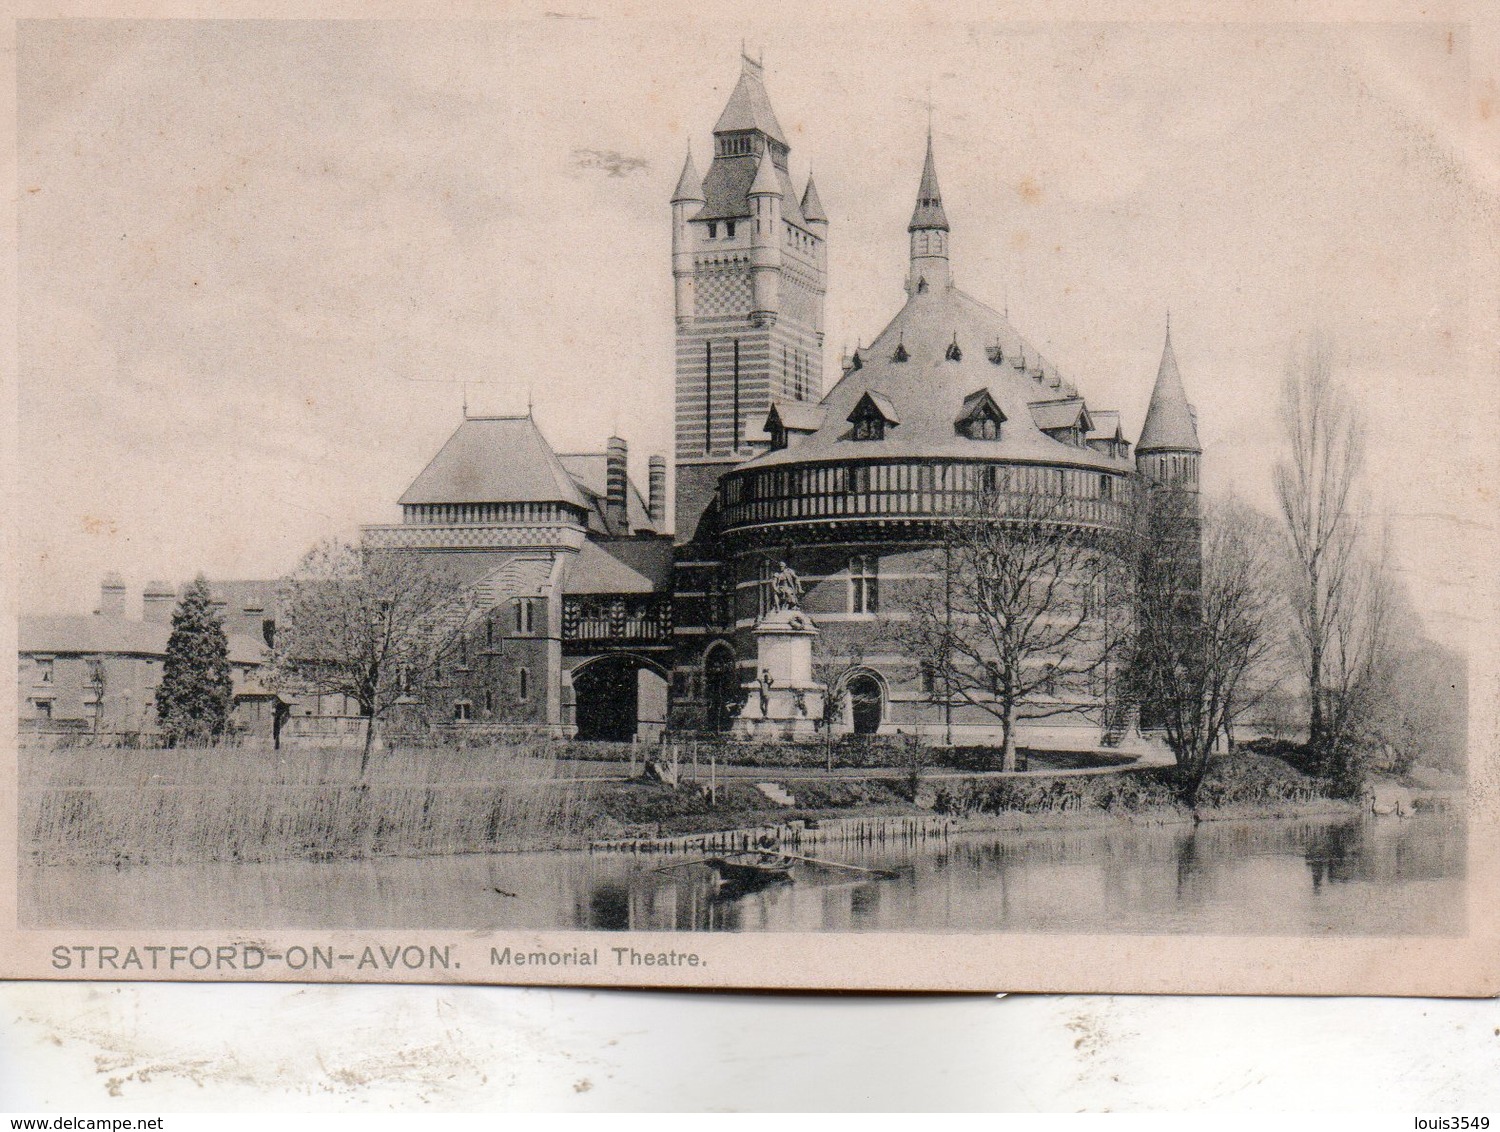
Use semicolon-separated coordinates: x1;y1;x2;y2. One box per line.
360;712;376;777
1001;700;1018;773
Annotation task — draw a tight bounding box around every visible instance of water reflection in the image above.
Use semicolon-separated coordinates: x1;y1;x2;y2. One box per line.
21;812;1466;936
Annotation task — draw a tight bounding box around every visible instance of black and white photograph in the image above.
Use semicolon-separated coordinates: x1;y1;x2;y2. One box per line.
7;12;1496;994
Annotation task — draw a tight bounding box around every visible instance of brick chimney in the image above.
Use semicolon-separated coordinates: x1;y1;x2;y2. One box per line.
97;572;127;618
606;436;629;533
142;580;176;624
648;455;667;530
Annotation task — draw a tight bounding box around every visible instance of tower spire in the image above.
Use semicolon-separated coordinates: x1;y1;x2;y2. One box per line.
906;131;951;297
1138;319;1200;455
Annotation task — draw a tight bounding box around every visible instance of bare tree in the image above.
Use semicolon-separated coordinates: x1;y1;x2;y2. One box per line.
1131;491;1278;805
1273;335;1369;765
902;485;1132;771
268;540;485;772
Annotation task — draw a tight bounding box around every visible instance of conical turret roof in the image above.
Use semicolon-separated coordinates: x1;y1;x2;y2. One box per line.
748;147;781;196
800;172;827;223
908;132;949;232
1137;324;1201;453
671;147;704;203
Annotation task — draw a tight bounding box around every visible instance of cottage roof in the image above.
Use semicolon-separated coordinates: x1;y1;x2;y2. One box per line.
398;416;587;508
1137;325;1201;454
19;615;266;664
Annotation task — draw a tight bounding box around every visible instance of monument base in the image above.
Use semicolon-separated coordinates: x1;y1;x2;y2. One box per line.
733;683;826;740
732;607;827;740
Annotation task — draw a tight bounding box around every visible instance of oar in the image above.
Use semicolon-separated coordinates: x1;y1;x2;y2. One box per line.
771;849;900;879
650;859;708;874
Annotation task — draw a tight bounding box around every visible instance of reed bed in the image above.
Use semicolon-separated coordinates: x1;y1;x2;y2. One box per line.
21;741;598;866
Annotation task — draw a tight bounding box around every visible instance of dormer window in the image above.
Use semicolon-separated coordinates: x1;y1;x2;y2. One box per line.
848;391;900;443
892;338;909;363
916;277;929;294
987;344;1004;365
945;336;962;362
956;388;1007;441
725;220;736;239
707;221;718;239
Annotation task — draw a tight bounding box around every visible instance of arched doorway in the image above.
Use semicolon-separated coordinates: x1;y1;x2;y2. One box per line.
846;673;884;735
703;642;738;733
573;655;667;742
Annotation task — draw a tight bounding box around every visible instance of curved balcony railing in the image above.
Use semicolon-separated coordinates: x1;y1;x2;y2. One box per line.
719;460;1132;532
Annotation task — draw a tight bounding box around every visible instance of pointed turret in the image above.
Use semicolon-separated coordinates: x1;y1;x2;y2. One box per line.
671;144;705;325
907;132;952;297
1137;323;1201;454
672;146;704;204
800;172;827;224
748;147;783;327
908;132;950;232
1136;320;1201;492
748;146;781;198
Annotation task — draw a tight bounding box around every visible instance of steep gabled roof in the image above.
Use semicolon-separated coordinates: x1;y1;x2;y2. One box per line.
767;401;826;433
1138;325;1201;453
958;387;1007;425
1086;409;1124;443
712;59;787;145
849;390;900;426
1029;398;1093;434
398;416;587;508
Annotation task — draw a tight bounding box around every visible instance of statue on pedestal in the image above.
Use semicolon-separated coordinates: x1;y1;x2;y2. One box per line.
771;561;802;612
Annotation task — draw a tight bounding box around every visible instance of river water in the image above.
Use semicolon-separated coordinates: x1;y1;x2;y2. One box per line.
22;812;1465;935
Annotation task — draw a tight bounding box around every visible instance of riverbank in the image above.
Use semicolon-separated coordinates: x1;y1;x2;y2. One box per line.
21;740;1376;866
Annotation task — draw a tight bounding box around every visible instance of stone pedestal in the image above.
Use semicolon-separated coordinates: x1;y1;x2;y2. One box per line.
733;609;826;740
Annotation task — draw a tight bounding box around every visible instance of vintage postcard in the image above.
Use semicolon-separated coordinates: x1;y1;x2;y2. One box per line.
5;7;1497;994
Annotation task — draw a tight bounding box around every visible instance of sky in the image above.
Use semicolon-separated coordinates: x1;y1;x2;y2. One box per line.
15;18;1492;652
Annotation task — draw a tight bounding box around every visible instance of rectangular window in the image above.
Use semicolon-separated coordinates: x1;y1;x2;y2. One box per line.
518;668;530;703
454;701;473;722
486;619;494;647
36;658;53;684
849;555;879;615
484;689;494;713
707;221;718;239
725;220;736;239
33;699;52;721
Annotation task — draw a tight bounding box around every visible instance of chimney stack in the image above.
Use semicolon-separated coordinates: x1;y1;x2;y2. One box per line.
605;436;629;533
143;581;176;624
97;572;127;619
648;456;667;530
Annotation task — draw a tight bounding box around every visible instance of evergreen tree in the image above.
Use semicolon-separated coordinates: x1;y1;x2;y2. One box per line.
155;575;234;744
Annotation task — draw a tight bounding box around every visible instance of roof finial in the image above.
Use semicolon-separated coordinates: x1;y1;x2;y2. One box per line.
462;382;469;420
526;385;533;418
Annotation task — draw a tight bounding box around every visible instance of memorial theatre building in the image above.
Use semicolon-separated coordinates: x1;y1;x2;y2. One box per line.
377;55;1202;746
